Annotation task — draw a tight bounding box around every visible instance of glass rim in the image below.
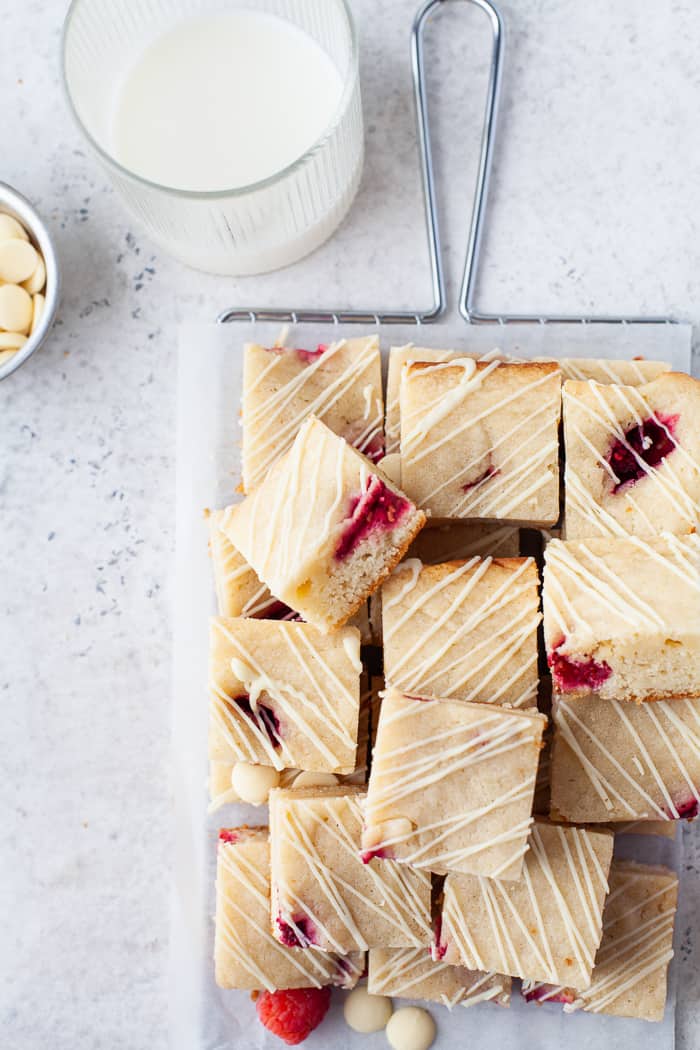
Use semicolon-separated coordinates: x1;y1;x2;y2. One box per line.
60;0;360;201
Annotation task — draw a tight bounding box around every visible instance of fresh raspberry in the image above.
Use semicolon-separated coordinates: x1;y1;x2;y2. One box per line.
256;987;332;1045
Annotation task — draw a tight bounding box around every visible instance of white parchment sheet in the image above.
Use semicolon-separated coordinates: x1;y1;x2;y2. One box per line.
172;321;691;1050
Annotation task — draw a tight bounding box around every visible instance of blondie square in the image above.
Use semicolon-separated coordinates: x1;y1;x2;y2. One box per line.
269;786;432;953
215;826;363;990
368;948;511;1009
242;336;383;491
438;819;614;988
543;533;700;701
221;416;425;632
407;521;521;562
562;373;700;540
362;688;546;880
550;691;700;822
523;861;678;1022
382;557;540;708
209;617;361;774
400;360;561;524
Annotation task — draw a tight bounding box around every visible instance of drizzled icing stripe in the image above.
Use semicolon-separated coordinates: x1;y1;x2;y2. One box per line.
383;557;539;708
273;794;431;952
209;619;358;772
368;948;508;1009
441;823;611;987
400;362;560;518
243;338;382;489
559;358;668;385
553;696;700;820
364;694;542;875
563;379;700;537
216;837;362;991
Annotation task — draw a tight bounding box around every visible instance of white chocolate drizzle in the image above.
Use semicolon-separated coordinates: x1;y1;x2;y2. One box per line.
368;947;508;1009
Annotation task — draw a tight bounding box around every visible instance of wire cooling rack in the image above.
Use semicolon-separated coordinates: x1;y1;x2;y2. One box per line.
217;0;676;328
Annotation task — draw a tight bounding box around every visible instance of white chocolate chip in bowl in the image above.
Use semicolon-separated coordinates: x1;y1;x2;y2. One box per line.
0;213;29;242
231;761;280;805
31;293;45;335
22;254;46;296
0;239;39;284
343;986;393;1033
0;283;33;334
385;1006;436;1050
0;332;28;351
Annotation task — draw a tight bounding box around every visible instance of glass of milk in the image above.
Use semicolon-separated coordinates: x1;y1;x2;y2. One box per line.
62;0;363;275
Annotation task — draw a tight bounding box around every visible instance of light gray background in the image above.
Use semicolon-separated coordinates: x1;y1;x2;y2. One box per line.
2;1;700;1048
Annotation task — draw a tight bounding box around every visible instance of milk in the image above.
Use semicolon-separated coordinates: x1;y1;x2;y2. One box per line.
112;10;345;193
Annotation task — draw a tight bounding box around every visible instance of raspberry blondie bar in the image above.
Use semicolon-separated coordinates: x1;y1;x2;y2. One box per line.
562;373;700;539
269;786;432;953
438;820;614;988
400;360;561;524
382;556;540;708
523;861;678;1022
215;826;363;990
543;533;700;701
209;617;361;774
221;416;425;632
362;688;546;879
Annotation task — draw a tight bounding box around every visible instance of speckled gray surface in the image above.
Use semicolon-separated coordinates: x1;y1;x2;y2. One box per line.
2;1;700;1048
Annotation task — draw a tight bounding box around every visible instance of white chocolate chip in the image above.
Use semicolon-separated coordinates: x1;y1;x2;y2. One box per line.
292;771;339;789
0;284;32;334
0;239;38;284
0;331;28;351
31;293;45;335
231;762;280;805
22;254;46;295
0;213;29;241
0;348;20;366
343;986;393;1033
385;1006;436;1050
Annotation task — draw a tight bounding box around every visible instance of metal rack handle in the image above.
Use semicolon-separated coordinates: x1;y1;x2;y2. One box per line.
218;0;676;327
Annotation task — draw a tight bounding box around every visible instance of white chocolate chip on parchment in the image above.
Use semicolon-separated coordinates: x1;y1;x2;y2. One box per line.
385;1006;436;1050
343;986;393;1033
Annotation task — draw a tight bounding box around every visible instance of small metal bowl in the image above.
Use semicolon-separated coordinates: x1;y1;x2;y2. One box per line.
0;182;61;381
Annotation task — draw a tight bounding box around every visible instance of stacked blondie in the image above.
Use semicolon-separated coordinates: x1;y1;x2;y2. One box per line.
207;336;692;1038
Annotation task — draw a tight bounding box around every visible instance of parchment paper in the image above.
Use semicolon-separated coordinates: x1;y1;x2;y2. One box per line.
172;321;691;1050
